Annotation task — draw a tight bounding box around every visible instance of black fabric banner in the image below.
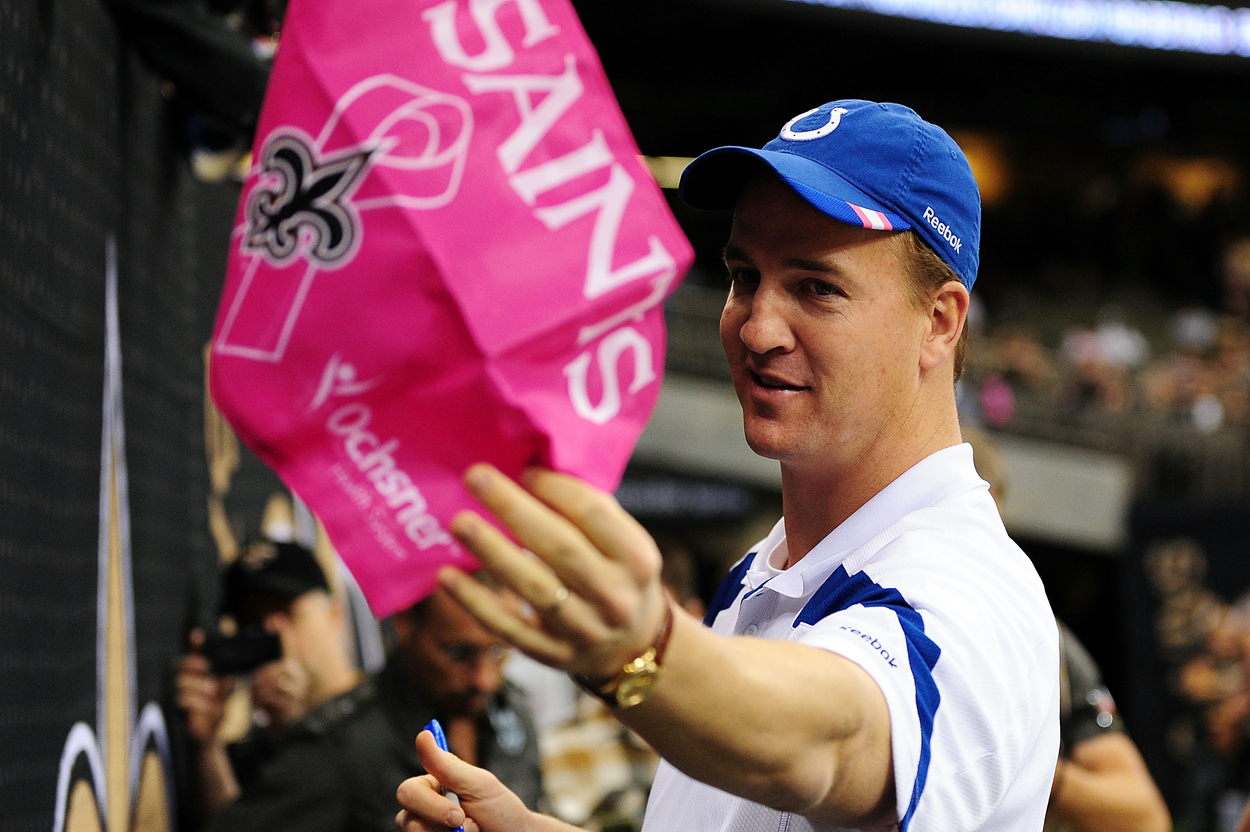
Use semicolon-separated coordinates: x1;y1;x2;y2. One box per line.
1124;501;1250;830
0;1;267;828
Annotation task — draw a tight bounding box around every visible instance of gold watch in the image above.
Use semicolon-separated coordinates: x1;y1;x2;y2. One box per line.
577;601;675;709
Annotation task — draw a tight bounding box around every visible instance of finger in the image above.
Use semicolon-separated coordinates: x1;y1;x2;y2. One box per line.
450;511;563;603
395;771;464;830
395;809;446;832
395;810;427;832
188;628;205;651
438;569;574;665
177;652;213;676
176;684;223;710
450;513;609;644
414;730;511;806
175;691;217;719
178;673;225;700
522;468;661;582
463;464;612;586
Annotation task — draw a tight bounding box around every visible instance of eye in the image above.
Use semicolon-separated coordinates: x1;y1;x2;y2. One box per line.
726;267;759;289
806;279;841;298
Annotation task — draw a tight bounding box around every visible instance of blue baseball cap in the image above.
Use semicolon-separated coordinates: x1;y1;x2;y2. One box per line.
679;100;982;289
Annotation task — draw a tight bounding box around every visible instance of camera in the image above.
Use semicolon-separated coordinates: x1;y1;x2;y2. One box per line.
202;629;282;675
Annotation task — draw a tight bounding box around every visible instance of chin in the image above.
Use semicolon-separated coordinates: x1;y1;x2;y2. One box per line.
742;424;794;462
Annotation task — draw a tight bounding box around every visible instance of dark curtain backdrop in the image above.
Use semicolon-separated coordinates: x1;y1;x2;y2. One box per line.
1123;501;1250;830
0;0;251;827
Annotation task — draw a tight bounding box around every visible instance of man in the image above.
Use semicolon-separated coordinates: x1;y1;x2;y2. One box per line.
196;575;542;830
1047;622;1170;832
396;100;1059;832
177;539;362;820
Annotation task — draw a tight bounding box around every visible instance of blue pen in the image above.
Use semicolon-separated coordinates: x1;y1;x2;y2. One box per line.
422;719;466;832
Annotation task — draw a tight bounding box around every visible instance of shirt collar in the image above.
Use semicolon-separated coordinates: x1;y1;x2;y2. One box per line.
743;444;986;598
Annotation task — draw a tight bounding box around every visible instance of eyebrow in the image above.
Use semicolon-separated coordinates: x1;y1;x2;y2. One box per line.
722;243;843;276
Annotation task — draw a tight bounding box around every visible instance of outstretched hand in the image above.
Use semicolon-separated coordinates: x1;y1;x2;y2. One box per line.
395;730;539;832
440;464;668;681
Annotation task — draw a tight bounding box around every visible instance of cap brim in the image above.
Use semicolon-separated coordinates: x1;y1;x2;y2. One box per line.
679;147;910;232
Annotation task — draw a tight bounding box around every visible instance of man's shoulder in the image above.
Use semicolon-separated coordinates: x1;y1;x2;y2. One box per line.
293;676;386;741
868;484;1026;572
837;489;1054;651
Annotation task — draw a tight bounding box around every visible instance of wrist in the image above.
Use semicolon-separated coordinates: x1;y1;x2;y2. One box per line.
576;598;674;710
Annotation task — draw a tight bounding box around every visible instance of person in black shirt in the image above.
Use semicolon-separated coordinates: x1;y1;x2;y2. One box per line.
1046;622;1170;832
183;584;542;830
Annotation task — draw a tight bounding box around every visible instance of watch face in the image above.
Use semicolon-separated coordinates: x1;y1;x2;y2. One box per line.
615;671;657;709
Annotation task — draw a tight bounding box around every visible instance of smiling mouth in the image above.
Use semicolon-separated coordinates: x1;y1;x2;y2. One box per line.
750;371;805;391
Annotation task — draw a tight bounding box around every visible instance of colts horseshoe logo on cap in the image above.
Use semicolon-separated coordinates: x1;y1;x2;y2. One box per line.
780;106;850;142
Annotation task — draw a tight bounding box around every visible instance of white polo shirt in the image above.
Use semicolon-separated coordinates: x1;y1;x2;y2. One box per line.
642;444;1059;832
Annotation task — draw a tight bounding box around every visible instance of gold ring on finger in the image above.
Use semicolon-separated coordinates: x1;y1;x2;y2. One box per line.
540;585;570;616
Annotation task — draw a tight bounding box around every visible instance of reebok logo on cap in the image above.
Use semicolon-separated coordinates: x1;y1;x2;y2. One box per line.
922;207;962;254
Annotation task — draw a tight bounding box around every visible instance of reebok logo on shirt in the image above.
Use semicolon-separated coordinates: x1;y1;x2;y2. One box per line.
841;626;899;668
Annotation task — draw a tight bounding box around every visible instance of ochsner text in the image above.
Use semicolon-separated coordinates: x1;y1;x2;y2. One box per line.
326;404;452;551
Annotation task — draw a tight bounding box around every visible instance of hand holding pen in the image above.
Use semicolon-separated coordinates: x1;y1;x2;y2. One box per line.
398;720;574;832
421;720;465;832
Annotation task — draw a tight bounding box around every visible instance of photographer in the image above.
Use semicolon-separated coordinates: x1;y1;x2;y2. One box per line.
175;540;361;823
182;539;542;831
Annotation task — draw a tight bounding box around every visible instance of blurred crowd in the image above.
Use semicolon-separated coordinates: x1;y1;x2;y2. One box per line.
961;239;1250;439
1137;532;1250;832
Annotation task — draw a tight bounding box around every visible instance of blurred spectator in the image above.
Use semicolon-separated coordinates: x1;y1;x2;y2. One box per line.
1178;593;1250;832
176;540;361;822
1213;320;1250;426
656;534;706;620
203;584;543;831
179;540;542;831
1140;307;1230;432
1096;305;1152;371
1047;622;1171;832
997;328;1061;392
965;429;1170;832
1057;305;1148;416
963;327;1057;427
960;293;1250;440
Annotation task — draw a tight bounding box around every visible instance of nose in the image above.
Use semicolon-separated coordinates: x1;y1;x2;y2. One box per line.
468;656;503;694
733;283;795;356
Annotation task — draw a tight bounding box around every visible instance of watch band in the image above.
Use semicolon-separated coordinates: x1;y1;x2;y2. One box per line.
576;600;675;708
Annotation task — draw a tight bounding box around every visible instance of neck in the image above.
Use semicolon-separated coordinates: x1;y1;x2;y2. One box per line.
309;660;364;707
779;387;961;568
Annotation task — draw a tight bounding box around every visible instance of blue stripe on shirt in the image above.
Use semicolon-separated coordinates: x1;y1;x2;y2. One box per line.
795;566;941;832
702;553;756;627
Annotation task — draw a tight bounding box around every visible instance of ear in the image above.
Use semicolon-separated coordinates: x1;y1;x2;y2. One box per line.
920;281;969;372
391;610;413;647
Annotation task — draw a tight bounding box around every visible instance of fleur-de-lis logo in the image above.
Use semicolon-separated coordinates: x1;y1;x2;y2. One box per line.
246;133;373;266
54;238;174;832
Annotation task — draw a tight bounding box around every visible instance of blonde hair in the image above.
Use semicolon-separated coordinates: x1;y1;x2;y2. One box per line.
894;231;969;381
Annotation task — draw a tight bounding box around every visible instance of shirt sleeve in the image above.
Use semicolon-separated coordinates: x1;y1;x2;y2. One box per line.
794;603;930;825
794;585;1056;832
